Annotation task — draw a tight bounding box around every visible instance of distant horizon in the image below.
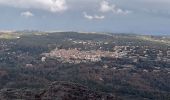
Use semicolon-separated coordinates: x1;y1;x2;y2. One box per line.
0;29;169;36
0;0;170;36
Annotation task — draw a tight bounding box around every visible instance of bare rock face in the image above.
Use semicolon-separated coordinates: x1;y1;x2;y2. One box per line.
0;81;119;100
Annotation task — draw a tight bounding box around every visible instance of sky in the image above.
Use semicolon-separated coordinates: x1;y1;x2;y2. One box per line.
0;0;170;35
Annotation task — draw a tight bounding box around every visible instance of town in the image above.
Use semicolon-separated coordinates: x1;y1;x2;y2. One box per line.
0;32;170;100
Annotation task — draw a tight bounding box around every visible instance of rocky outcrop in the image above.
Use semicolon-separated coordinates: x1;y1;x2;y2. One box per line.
0;81;119;100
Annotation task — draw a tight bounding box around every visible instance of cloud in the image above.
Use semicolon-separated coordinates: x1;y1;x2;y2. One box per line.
83;12;105;20
21;11;34;18
0;0;68;13
99;0;131;15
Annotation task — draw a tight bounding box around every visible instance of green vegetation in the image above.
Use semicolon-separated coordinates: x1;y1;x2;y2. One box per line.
0;32;170;100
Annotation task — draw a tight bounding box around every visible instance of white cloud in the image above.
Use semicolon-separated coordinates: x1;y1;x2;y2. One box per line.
21;11;34;18
99;0;131;15
0;0;68;13
83;12;105;20
99;0;113;13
